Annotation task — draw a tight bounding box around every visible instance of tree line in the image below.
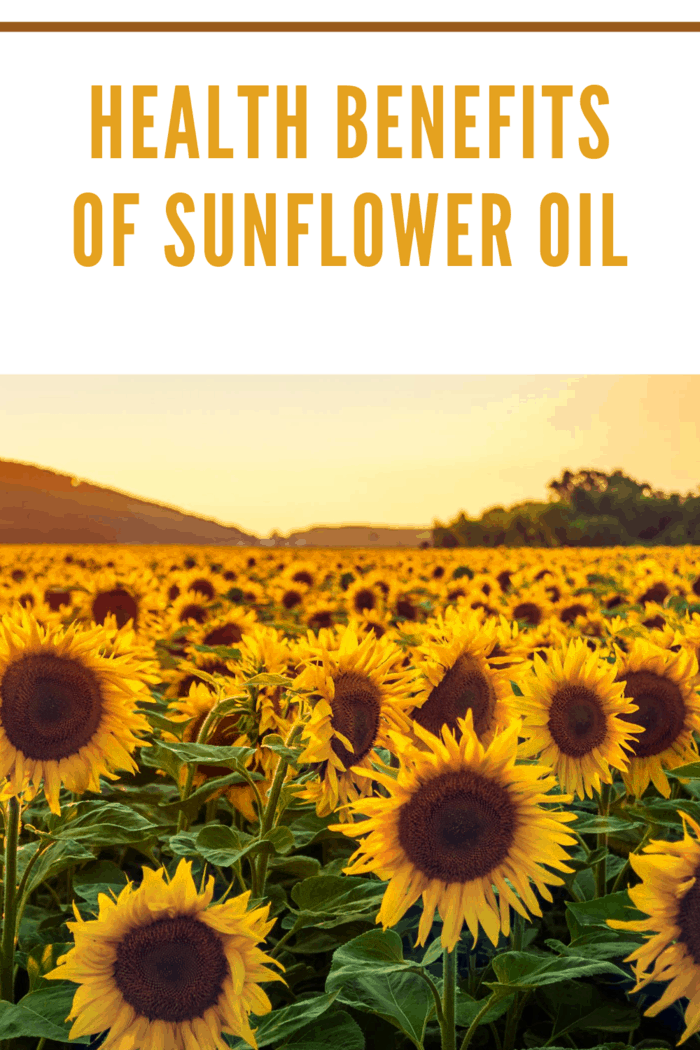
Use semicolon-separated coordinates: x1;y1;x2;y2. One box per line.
432;469;700;547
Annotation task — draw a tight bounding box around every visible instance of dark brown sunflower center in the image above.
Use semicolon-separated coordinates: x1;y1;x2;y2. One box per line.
560;603;588;624
189;578;215;600
353;588;376;613
619;671;687;758
92;588;139;629
330;671;381;769
292;570;314;585
414;655;496;739
547;685;607;757
640;582;669;605
179;603;207;624
513;602;542;627
677;865;700;965
203;623;243;647
308;610;334;630
45;590;71;612
0;653;104;760
114;916;228;1023
398;770;517;882
282;590;302;610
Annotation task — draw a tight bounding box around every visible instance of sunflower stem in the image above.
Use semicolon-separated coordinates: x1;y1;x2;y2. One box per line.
511;911;524;952
0;797;21;1003
176;697;234;833
595;780;612;898
503;990;531;1050
255;723;304;899
441;946;457;1050
458;990;500;1050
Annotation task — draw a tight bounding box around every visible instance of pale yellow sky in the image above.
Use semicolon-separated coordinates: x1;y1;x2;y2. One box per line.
1;375;698;537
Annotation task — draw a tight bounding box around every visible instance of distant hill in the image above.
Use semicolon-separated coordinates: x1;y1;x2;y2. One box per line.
0;459;257;545
267;525;432;548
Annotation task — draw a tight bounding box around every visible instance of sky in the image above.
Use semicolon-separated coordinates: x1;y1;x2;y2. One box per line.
1;375;698;537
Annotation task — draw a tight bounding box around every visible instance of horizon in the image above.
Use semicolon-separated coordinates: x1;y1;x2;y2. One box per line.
1;375;698;535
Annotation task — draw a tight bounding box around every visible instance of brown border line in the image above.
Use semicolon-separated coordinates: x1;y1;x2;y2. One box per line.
0;21;699;32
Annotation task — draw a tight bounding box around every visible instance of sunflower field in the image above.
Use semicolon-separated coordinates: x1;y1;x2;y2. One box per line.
1;544;700;1050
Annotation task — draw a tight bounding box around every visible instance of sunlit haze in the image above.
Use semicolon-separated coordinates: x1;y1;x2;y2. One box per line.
1;375;698;537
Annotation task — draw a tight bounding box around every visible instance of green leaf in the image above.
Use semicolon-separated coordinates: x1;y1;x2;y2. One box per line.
538;980;640;1036
291;874;385;917
226;992;339;1049
157;770;258;824
21;838;94;898
18;906;69;952
666;762;700;779
326;931;432;1049
266;826;295;856
195;825;255;867
261;733;303;766
192;825;293;868
572;814;644;835
145;709;187;739
268;854;321;880
454;989;514;1028
486;951;629;991
50;802;158;846
628;797;700;828
71;860;128;910
193;644;242;660
0;983;89;1043
546;931;643;961
420;938;444;968
566;891;646;935
246;673;295;689
26;943;74;991
283;810;335;847
141;739;256;776
284;921;376;955
278;1010;365;1050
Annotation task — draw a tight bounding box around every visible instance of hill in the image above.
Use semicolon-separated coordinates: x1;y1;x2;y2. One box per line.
268;525;432;548
0;459;257;545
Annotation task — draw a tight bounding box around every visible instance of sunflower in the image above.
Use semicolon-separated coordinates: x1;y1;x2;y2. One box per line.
332;712;576;951
608;814;700;1044
615;639;700;798
46;858;284;1050
0;606;151;813
409;610;516;745
516;640;642;799
345;578;386;619
75;569;164;634
193;607;259;650
294;627;415;820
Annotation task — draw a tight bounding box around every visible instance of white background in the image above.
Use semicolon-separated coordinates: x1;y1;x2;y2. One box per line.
1;15;698;372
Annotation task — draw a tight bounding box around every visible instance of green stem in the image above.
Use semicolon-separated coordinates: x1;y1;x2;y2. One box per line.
459;991;498;1050
14;842;53;936
489;1022;503;1050
511;911;524;952
595;781;612;898
503;991;531;1050
441;946;457;1050
36;1039;46;1050
270;918;304;959
255;723;303;899
0;798;21;1003
176;699;233;833
414;969;445;1030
